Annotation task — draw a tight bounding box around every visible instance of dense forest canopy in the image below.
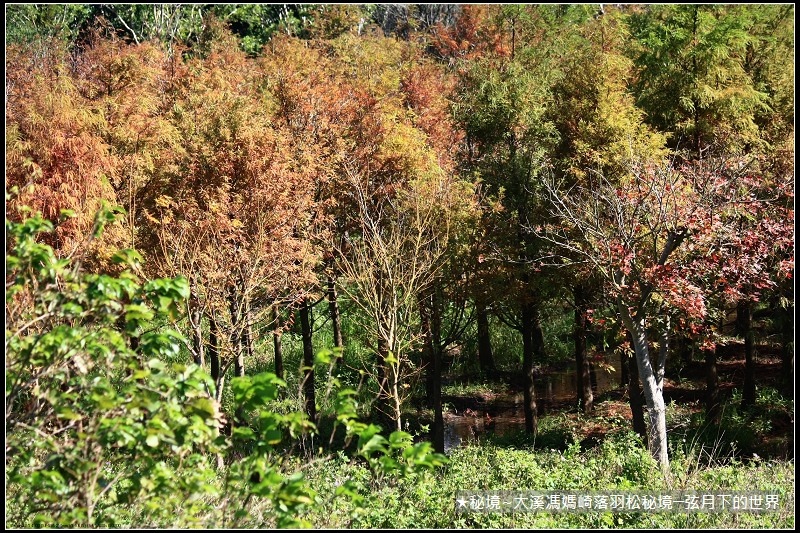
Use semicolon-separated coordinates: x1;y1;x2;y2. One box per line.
5;4;794;528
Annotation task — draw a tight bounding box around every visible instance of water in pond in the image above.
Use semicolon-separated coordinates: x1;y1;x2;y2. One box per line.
443;361;621;452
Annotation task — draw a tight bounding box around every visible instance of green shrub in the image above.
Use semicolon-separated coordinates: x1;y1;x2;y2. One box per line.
5;209;448;528
6;210;224;527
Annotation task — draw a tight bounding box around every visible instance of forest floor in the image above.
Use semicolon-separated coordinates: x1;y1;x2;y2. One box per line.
420;341;794;461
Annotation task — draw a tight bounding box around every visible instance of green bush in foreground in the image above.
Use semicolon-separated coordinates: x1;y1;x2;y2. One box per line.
5;209;446;528
6;210;221;527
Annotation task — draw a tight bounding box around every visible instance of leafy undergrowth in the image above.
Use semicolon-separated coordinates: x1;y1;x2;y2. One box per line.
297;431;794;528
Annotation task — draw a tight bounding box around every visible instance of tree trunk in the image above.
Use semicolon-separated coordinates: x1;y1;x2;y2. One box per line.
430;291;444;453
737;300;756;409
272;307;284;381
521;300;538;436
376;336;392;429
476;299;496;374
230;291;248;423
243;296;254;363
574;284;593;412
209;315;224;402
423;305;435;405
626;350;647;440
530;301;546;361
420;295;435;409
228;286;244;379
705;345;721;424
515;160;538;435
656;319;669;391
390;357;402;432
620;348;629;387
190;291;205;368
619;302;669;472
299;299;316;423
327;275;344;350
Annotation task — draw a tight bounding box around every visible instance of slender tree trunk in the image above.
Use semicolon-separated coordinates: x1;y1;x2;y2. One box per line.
423;303;435;405
530;300;546;361
431;291;444;453
376;336;392;428
300;299;316;423
420;295;435;409
392;362;402;432
228;286;244;379
243;296;253;363
327;275;344;350
377;338;388;393
619;303;669;472
272;307;284;381
521;300;538;435
514;140;537;435
190;292;205;368
574;283;593;412
476;299;496;374
374;267;395;429
209;315;223;402
656;318;669;391
229;290;248;423
705;345;721;424
738;300;756;409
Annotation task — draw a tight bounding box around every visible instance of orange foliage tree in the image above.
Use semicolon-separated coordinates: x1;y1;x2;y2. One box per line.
138;33;321;402
6;40;124;260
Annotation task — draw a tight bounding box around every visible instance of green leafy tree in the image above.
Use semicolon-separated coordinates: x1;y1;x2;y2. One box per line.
740;4;794;149
628;5;770;157
453;5;574;435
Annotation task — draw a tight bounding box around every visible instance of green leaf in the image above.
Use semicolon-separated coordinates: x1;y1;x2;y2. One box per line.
233;427;256;441
112;248;143;268
264;428;282;445
125;303;154;327
358;434;387;458
315;348;333;365
189;397;218;419
388;430;412;449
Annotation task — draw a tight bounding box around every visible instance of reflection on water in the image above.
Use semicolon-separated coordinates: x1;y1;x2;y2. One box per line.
444;361;621;452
